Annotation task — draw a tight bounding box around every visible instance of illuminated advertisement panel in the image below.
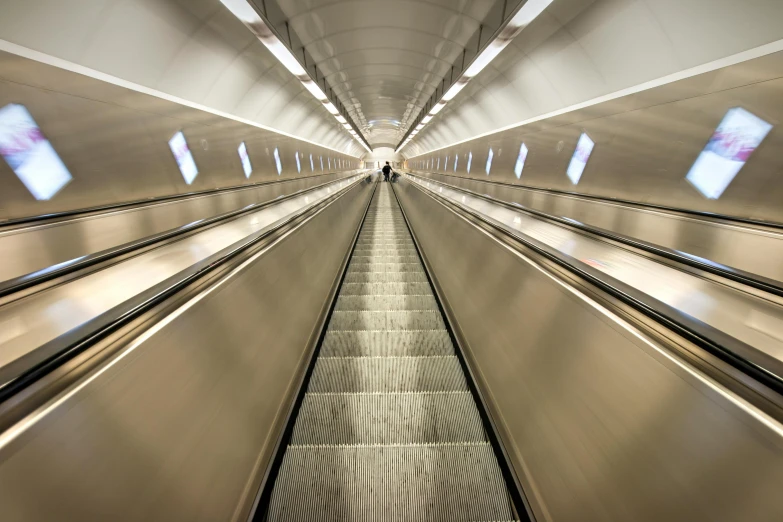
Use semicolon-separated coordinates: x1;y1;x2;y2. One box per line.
485;147;494;175
686;108;773;199
274;147;282;175
238;142;252;178
295;152;301;173
467;152;472;173
0;104;72;200
169;131;199;185
566;133;594;184
514;143;528;179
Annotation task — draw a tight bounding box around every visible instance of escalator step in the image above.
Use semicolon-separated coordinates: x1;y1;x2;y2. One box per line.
291;392;484;445
334;294;439;311
343;271;428;283
338;282;433;296
267;444;517;522
321;330;454;357
308;356;467;392
347;262;424;273
328;310;446;330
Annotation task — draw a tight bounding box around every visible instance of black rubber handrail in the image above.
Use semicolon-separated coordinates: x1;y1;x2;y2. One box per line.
0;174;369;299
408;177;783;399
407;173;783;299
0;170;361;229
0;175;369;405
409;169;783;231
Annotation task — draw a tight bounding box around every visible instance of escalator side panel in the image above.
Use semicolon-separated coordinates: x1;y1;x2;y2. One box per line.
0;180;373;522
393;177;783;522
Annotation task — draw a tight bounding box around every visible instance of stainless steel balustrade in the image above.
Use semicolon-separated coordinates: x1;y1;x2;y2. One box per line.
394;175;783;522
0;171;359;285
0;172;374;522
412;171;783;285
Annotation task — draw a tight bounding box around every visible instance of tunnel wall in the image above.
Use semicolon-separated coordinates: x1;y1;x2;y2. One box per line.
408;0;783;155
0;50;361;222
406;49;783;223
0;0;360;156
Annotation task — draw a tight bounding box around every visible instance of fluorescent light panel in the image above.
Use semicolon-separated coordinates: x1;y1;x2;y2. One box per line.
219;0;369;153
400;0;553;152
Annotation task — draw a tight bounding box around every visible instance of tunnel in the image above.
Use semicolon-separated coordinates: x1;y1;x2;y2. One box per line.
0;0;783;521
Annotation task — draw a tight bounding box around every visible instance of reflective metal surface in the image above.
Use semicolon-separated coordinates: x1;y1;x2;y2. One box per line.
0;173;373;522
0;50;360;222
395;177;783;522
407;174;783;374
414;171;783;284
0;175;362;387
406;49;783;223
272;0;503;147
0;171;356;284
0;0;363;156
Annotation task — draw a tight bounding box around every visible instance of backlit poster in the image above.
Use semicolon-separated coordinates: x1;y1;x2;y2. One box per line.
514;143;528;179
686;108;773;199
0;103;72;200
310;154;314;172
169;131;199;185
485;147;494;175
274;147;282;175
238;142;252;178
467;152;472;174
566;133;594;184
295;152;301;173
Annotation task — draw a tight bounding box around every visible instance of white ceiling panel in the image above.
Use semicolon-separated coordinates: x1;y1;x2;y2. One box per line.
275;0;497;147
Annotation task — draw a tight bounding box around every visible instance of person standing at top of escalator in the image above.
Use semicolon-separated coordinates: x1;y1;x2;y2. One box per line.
382;161;392;182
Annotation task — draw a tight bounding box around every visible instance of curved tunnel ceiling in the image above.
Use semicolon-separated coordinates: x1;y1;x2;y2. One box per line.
274;0;499;148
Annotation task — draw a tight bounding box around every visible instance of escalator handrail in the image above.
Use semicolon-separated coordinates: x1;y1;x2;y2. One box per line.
406;172;783;299
0;173;372;299
0;176;369;405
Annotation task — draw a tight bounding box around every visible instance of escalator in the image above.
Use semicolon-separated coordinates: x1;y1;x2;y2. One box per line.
265;182;519;521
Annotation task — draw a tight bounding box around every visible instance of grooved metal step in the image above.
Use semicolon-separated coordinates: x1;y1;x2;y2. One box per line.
328;310;446;330
338;282;433;296
291;392;485;444
267;183;517;521
309;356;467;392
335;294;439;311
268;444;517;522
321;330;454;357
347;262;424;273
343;271;429;284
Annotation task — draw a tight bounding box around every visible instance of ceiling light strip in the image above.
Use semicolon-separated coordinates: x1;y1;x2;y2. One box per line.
220;0;371;153
396;0;553;153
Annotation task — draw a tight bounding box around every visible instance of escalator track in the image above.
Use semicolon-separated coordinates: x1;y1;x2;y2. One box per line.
265;182;519;521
